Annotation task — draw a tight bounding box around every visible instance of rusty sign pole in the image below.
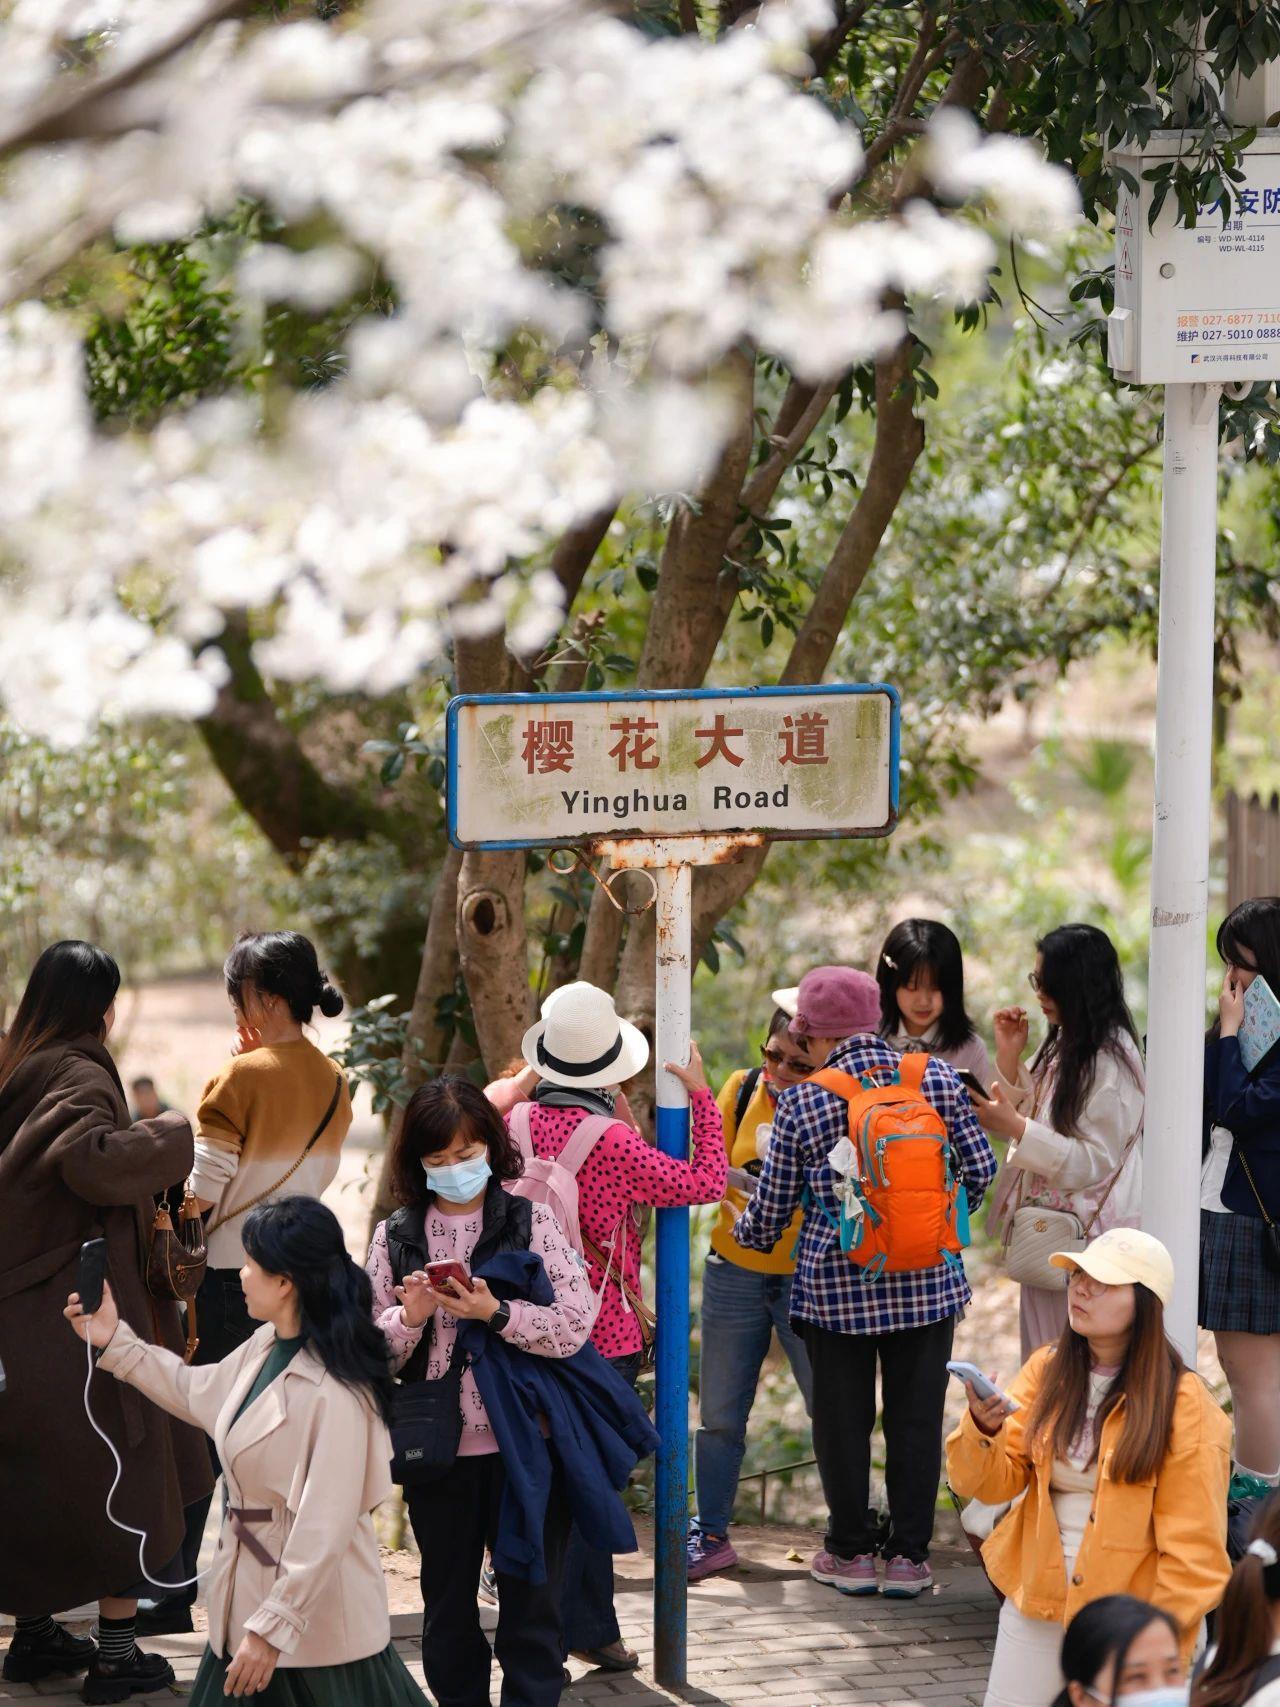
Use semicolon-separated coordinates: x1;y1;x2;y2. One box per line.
602;836;758;1689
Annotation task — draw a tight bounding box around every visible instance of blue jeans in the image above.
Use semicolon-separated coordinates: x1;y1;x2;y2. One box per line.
560;1351;644;1654
693;1255;814;1538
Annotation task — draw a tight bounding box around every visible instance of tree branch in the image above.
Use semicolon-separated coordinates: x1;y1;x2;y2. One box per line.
196;615;379;868
0;0;255;158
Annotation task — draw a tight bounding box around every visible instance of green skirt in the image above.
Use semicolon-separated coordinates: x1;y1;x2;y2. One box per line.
188;1642;429;1706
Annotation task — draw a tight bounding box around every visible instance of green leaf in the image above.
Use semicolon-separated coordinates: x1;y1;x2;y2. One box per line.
380;750;406;785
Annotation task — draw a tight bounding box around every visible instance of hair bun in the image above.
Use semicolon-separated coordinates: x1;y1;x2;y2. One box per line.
318;981;344;1019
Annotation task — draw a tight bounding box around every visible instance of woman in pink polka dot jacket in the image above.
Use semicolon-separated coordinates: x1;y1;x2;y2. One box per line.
493;980;727;1674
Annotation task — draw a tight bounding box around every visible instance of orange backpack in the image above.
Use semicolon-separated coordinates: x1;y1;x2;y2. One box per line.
810;1055;969;1280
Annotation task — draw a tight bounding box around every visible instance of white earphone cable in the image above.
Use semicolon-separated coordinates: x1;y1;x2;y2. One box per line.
82;1333;204;1592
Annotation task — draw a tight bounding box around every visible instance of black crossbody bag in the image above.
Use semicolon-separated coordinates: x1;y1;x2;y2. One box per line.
389;1325;469;1486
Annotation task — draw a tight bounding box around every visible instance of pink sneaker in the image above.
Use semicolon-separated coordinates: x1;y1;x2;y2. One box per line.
810;1550;878;1595
882;1556;933;1598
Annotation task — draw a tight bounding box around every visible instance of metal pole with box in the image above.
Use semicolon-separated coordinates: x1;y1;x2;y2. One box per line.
1108;123;1280;1355
448;683;899;1685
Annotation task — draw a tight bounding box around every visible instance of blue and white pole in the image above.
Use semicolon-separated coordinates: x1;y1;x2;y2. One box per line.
652;855;692;1688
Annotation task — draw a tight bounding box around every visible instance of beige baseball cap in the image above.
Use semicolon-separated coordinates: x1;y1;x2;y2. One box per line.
1049;1227;1174;1307
771;986;799;1017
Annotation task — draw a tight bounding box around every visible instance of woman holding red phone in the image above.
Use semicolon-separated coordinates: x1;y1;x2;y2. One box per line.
367;1078;595;1707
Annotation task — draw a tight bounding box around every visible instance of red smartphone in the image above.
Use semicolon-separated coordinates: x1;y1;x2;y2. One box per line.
425;1260;474;1294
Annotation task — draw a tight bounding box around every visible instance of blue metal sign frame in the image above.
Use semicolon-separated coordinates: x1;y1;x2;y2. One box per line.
446;681;901;850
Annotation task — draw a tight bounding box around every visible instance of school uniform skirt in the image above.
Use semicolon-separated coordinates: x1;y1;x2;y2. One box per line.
1200;1209;1280;1335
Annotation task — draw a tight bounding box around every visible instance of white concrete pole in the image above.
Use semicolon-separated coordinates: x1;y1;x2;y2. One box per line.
1142;380;1221;1360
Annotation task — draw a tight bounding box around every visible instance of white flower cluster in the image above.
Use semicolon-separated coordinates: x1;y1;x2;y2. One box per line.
0;0;1079;743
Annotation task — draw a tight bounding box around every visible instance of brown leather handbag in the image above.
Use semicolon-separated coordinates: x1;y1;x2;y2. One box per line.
147;1185;208;1363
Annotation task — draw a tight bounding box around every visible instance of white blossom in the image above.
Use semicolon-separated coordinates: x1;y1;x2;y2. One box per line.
0;0;1078;743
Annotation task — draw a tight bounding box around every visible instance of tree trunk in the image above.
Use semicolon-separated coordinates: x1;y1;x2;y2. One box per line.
368;843;463;1231
457;848;534;1075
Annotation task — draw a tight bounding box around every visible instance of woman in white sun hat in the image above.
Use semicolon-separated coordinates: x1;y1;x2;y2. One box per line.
947;1227;1231;1707
497;980;727;1674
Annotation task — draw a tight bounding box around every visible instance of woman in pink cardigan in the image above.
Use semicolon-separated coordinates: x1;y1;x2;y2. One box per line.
499;980;727;1673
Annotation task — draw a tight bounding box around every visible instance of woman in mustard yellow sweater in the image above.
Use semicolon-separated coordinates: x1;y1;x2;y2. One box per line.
947;1229;1231;1707
687;1004;818;1581
142;930;353;1635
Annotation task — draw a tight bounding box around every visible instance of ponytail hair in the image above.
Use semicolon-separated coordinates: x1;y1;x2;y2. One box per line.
1051;1595;1180;1707
242;1197;394;1426
1194;1494;1280;1707
224;931;343;1025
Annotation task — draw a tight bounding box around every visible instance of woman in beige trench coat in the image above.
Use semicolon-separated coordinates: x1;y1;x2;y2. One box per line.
67;1196;426;1706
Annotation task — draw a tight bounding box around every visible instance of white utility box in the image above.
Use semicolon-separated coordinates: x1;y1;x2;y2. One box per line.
1109;130;1280;384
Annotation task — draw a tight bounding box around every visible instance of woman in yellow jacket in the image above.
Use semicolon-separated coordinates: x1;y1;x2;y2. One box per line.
947;1227;1231;1707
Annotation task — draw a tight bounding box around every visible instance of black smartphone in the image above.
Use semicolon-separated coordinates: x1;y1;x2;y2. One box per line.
77;1238;108;1315
955;1068;991;1102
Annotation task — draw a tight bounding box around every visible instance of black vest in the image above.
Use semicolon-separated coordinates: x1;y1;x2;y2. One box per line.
384;1181;533;1384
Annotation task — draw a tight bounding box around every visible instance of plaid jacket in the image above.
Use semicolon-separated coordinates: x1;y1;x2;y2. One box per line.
732;1035;997;1335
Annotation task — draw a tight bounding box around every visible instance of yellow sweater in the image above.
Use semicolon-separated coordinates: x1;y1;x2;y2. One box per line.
709;1069;805;1275
191;1038;353;1268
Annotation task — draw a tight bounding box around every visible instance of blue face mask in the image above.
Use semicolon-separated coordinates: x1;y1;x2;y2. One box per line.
423;1154;492;1202
1095;1690;1187;1707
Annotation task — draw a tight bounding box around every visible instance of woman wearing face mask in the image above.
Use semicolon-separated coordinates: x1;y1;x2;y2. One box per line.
0;942;212;1702
1054;1596;1185;1707
1195;1495;1280;1707
367;1077;599;1707
1200;898;1280;1517
687;1003;817;1581
979;924;1146;1361
65;1196;427;1707
946;1228;1231;1707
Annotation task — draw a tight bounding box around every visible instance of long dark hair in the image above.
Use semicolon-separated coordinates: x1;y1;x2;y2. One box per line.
224;931;343;1026
1027;1284;1182;1486
876;919;977;1053
1217;898;1280;998
389;1076;523;1209
1035;923;1141;1132
1051;1595;1181;1707
1195;1494;1280;1707
0;941;121;1094
242;1197;394;1425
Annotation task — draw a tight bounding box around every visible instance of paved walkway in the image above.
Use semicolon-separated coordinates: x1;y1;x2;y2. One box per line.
1;1530;998;1707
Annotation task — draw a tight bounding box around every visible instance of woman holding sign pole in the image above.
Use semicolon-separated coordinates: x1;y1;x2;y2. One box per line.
1200;898;1280;1511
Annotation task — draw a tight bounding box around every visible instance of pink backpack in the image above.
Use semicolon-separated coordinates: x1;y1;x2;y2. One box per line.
505;1103;615;1256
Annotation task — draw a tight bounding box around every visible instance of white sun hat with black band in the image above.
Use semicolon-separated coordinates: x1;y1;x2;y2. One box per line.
521;980;650;1090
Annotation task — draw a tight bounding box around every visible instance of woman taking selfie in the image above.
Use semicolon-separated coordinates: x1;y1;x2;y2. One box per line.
1194;1495;1280;1707
1200;898;1280;1512
368;1076;599;1707
0;941;211;1701
947;1228;1231;1707
1054;1596;1185;1707
66;1196;426;1707
979;923;1146;1359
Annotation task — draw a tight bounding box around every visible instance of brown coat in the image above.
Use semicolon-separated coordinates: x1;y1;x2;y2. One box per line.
0;1036;214;1615
100;1321;394;1666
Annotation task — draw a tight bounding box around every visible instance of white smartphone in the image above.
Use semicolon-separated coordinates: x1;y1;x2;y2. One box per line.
946;1360;1020;1412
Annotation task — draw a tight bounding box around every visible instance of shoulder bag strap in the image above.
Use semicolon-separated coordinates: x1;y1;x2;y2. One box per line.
556;1112;615;1178
507;1100;534;1159
1081;1109;1145;1238
734;1067;762;1132
1238;1147;1277;1227
897;1052;929;1094
207;1071;344;1236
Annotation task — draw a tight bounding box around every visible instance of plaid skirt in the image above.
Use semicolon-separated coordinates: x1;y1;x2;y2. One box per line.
1199;1208;1280;1334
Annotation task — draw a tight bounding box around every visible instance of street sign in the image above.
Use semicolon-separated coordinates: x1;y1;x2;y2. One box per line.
1109;131;1280;383
446;684;899;850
